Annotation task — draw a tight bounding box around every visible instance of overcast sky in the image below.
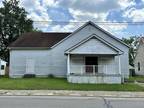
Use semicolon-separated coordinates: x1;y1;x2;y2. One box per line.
0;0;144;38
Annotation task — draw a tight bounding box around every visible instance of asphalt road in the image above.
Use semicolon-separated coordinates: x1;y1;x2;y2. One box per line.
0;96;144;108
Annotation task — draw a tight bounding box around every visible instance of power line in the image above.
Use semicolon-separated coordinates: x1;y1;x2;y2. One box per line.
33;21;144;25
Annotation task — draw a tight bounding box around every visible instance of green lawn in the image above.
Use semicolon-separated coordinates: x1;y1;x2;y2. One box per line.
0;77;143;91
128;76;144;83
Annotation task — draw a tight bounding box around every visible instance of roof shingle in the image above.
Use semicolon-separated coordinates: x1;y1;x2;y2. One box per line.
9;32;71;48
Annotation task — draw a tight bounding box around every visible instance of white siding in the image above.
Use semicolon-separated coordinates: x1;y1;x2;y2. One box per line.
70;55;116;75
70;38;117;54
68;75;121;84
98;56;116;74
10;23;129;78
51;24;129;78
10;50;53;77
70;55;84;74
134;44;144;75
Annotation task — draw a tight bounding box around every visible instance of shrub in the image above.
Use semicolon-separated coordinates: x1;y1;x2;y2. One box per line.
23;74;36;78
0;75;9;78
47;74;54;78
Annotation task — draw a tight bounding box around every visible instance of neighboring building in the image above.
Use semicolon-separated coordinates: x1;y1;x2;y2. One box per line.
9;21;129;84
134;37;144;75
0;59;6;75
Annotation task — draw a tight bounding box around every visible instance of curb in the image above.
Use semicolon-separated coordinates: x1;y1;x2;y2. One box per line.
0;90;144;98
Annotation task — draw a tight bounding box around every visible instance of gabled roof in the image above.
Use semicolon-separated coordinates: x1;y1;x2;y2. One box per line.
65;34;123;55
9;32;71;49
9;21;129;49
52;21;129;48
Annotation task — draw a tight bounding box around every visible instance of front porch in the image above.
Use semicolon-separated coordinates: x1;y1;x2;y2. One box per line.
65;35;123;84
67;54;122;84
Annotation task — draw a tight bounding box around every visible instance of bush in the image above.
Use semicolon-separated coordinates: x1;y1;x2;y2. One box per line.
23;74;36;78
47;74;54;78
0;75;9;78
124;78;134;83
130;69;135;76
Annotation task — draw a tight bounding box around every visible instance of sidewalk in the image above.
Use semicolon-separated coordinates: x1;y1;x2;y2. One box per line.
0;90;144;98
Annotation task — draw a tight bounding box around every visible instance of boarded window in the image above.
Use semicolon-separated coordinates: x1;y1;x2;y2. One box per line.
138;62;140;71
26;59;35;74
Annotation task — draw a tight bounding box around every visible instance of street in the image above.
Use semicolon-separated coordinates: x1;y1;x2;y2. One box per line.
0;96;144;108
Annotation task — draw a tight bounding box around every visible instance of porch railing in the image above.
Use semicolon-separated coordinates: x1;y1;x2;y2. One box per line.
70;65;119;76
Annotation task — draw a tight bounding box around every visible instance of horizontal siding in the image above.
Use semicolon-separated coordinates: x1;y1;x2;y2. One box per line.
70;38;117;54
10;24;129;78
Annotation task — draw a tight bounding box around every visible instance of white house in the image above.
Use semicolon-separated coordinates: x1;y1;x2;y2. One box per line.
0;59;6;75
9;21;129;84
134;37;144;75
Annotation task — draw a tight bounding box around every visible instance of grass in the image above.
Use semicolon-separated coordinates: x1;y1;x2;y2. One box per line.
128;76;144;83
0;77;143;91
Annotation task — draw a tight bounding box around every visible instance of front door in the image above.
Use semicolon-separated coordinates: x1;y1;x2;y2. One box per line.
85;57;98;73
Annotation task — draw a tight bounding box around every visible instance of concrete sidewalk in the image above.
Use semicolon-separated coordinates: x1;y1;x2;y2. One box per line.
0;90;144;97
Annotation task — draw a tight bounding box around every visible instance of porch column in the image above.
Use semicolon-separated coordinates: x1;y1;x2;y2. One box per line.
67;54;70;75
118;55;121;75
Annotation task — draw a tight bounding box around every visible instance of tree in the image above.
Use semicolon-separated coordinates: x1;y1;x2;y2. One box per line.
122;36;139;66
0;0;34;64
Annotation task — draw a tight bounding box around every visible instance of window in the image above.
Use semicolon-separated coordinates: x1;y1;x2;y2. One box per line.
138;62;140;71
1;65;4;70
